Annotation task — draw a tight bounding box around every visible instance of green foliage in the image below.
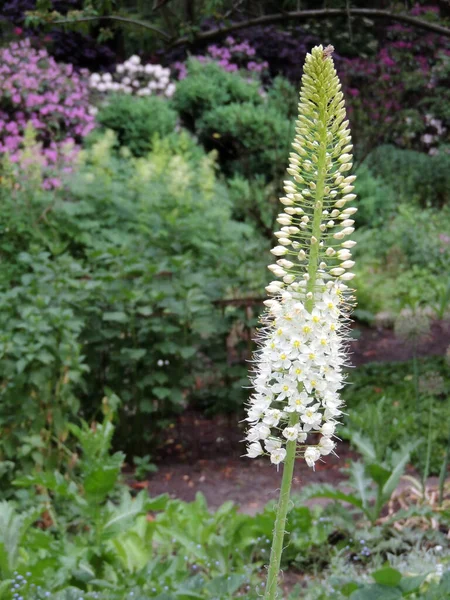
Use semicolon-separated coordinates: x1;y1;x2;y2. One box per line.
198;101;293;178
299;437;419;525
172;60;293;182
366;145;450;209
172;59;262;125
0;252;88;480
133;455;158;480
0;129;267;477
266;76;298;119
342;358;450;474
95;94;178;156
353;164;396;228
354;204;450;317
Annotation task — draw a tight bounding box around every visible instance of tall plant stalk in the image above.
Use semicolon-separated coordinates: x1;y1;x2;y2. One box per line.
242;45;358;599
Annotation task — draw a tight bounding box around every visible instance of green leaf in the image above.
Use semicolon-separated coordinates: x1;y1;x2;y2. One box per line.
349;432;377;462
153;387;171;399
341;582;360;597
120;348;147;360
367;463;391;488
437;571;450;593
399;574;428;594
102;311;128;323
299;484;364;510
146;494;170;512
350;584;402;600
372;567;402;587
348;462;372;514
205;574;246;596
381;441;421;501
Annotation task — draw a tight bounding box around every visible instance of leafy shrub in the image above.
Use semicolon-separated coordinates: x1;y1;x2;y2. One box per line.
366;145;450;209
0;252;88;482
95;94;178;156
0;129;267;468
198;101;292;178
353;164;396;227
172;59;262;125
353;204;450;315
0;38;94;165
266;75;298;119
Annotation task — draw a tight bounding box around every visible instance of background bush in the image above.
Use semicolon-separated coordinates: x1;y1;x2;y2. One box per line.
95;94;178;156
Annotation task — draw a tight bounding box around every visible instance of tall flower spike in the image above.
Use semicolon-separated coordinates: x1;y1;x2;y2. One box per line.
245;46;357;599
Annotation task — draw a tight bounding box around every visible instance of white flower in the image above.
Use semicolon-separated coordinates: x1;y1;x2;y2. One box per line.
247;441;263;458
321;422;336;437
263;409;284;427
319;436;335;455
304;446;321;468
265;437;282;453
282;425;301;441
270;448;287;465
246;423;271;441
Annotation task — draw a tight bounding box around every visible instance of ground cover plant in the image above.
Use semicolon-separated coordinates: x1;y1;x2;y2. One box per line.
0;2;450;598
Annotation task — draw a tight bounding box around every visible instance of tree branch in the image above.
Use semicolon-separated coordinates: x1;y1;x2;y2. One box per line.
52;15;171;40
170;8;450;46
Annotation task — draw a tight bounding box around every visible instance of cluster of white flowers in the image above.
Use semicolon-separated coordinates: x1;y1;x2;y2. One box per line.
245;45;357;469
246;282;350;468
89;55;176;98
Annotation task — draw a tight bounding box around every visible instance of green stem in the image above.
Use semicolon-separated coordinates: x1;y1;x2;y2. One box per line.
412;348;420;413
264;414;299;600
438;415;450;506
305;106;328;312
422;395;433;499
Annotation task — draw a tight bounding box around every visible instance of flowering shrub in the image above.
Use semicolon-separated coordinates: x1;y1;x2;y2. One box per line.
172;36;269;80
341;7;450;155
89;54;176;98
0;38;95;169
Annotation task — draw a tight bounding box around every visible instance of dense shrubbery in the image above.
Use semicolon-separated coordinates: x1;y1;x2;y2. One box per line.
172;59;262;125
0;128;267;480
94;94;178;156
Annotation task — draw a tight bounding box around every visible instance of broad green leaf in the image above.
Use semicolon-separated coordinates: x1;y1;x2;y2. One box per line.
372;567;402;587
205;573;247;596
399;574;428;594
348;462;371;514
350;584;402;600
367;463;391;488
381;441;421;501
341;582;360;597
102;311;128;323
350;432;377;462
